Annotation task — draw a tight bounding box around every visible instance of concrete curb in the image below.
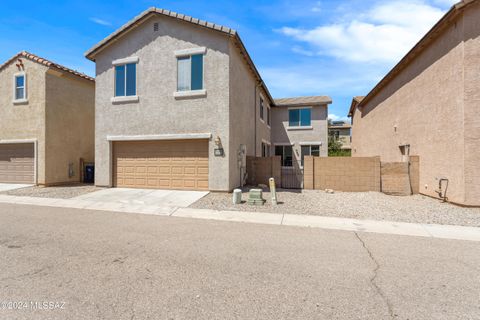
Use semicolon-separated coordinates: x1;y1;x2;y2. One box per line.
0;194;479;242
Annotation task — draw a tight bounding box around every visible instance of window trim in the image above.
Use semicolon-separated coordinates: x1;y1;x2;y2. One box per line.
113;60;138;101
288;106;312;128
261;139;271;157
259;97;265;122
13;72;28;104
175;51;205;97
112;56;139;66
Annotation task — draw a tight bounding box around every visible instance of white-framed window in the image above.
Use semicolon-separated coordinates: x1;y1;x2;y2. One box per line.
115;63;137;97
275;145;293;167
267;106;271;126
261;141;270;157
300;145;320;167
14;73;26;101
289;107;311;127
260;97;264;121
177;54;204;92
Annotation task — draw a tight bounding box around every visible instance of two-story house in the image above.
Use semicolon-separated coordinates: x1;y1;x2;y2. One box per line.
85;8;330;192
349;0;480;206
0;51;95;185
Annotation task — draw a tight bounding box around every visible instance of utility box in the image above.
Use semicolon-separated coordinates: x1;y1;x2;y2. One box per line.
247;188;265;206
84;164;95;184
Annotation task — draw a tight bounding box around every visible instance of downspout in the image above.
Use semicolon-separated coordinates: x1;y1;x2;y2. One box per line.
254;82;257;157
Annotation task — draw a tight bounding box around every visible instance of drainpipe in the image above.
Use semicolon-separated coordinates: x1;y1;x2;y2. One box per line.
254;82;257;157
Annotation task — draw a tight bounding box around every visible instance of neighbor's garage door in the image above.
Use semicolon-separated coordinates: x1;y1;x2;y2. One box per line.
0;143;34;183
113;140;209;190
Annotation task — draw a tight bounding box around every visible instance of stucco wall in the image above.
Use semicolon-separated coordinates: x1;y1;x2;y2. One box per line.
462;2;480;206
94;15;231;190
351;9;478;205
0;58;47;184
45;71;95;185
228;41;272;189
271;105;328;167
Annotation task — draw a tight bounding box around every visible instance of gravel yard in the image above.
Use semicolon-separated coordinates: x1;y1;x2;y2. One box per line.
0;184;102;199
190;188;480;227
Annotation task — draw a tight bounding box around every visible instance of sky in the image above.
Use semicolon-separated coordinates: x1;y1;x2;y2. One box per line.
0;0;458;121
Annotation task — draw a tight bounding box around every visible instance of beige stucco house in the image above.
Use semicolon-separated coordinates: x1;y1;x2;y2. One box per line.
86;8;330;192
0;52;95;185
349;0;480;206
328;120;351;151
0;52;95;186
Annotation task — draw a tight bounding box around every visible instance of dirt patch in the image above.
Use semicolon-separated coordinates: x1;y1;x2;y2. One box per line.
0;184;103;199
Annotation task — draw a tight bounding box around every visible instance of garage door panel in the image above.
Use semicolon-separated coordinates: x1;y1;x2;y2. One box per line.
0;143;34;184
113;140;209;190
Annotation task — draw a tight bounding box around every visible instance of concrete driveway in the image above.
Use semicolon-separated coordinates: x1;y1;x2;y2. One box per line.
0;203;479;320
73;187;208;208
0;183;32;192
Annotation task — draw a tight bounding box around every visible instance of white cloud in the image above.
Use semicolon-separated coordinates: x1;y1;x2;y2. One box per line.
279;1;447;63
328;114;350;122
431;0;458;7
89;17;112;26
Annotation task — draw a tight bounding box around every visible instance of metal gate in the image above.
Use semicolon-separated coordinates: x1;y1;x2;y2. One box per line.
281;167;303;189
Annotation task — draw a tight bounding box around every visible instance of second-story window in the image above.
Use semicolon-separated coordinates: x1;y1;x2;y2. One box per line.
115;63;136;97
267;107;270;126
177;54;203;92
14;74;26;100
289;108;311;127
260;98;264;121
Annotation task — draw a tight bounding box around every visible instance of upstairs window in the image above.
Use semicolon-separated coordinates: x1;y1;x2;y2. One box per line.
14;74;26;100
115;63;136;97
289;108;311;127
177;54;203;91
260;98;264;120
267;107;271;126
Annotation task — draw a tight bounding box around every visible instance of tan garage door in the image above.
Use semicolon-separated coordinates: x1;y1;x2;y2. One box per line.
113;140;209;190
0;143;35;183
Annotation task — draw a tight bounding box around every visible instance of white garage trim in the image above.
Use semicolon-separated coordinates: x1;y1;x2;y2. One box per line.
0;139;38;185
107;133;212;141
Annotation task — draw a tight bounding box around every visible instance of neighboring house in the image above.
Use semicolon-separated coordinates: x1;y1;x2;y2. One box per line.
85;8;330;192
349;0;480;206
272;96;331;169
328;120;352;150
0;51;95;186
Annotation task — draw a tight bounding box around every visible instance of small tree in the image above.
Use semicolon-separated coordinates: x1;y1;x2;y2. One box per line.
328;136;351;157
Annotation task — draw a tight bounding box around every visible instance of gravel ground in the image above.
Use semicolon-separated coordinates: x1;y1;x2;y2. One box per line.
0;184;102;199
190;188;480;227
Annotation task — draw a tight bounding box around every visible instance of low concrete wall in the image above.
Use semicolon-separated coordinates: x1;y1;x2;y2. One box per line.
246;156;281;187
304;156;420;195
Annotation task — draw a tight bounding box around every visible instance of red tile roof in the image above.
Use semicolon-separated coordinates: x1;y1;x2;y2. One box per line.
0;51;94;82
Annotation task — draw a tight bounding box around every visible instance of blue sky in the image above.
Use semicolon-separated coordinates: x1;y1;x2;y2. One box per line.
0;0;457;120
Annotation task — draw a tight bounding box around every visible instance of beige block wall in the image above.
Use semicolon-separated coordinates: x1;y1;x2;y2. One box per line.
246;156;281;187
351;11;469;204
462;3;480;206
304;156;380;192
0;59;47;184
45;71;95;185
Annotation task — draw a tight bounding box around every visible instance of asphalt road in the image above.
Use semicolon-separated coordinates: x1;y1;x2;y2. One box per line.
0;203;479;320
